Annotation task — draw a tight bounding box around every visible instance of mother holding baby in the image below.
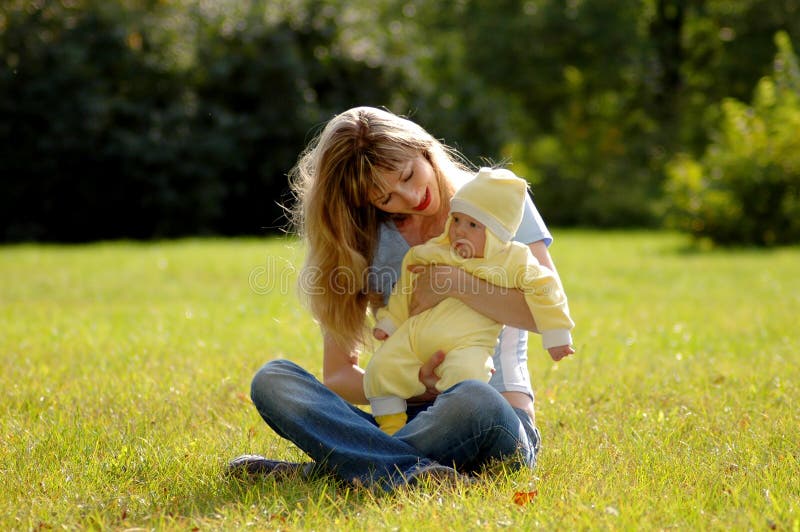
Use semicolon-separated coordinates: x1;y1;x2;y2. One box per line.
229;106;574;491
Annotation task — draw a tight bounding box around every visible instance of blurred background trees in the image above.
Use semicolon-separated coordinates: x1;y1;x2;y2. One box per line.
665;31;800;246
1;0;799;245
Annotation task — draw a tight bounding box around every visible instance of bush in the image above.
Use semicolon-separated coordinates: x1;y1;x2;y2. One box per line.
665;31;800;246
0;2;226;241
0;1;417;242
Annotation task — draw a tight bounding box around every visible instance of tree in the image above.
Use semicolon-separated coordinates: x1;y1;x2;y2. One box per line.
665;31;800;246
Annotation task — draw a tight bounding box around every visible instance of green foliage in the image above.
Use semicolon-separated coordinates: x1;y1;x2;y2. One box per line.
3;0;800;241
435;0;800;229
0;1;238;240
0;1;199;240
665;31;800;246
0;0;419;241
444;0;669;227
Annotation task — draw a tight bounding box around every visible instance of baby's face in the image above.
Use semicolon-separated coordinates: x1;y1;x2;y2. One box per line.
448;212;486;258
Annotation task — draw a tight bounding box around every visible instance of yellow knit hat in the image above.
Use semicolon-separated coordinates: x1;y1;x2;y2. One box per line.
449;167;528;242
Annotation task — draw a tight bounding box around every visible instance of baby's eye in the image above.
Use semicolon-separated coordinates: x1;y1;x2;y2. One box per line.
469;222;477;228
380;194;392;206
452;216;459;222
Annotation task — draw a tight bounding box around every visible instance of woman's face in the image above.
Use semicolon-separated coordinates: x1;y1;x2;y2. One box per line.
369;154;441;216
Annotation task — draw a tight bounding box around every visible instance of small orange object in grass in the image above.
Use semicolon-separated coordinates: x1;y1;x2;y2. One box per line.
513;490;538;505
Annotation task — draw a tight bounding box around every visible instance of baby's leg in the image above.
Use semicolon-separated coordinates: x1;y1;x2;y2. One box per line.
364;330;428;400
364;327;427;435
434;345;494;392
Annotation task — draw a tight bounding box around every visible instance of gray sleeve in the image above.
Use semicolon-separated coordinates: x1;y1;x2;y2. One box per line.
368;222;410;307
513;192;552;246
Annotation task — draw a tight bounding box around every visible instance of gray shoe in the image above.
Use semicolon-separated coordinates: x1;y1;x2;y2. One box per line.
226;454;305;479
404;463;475;488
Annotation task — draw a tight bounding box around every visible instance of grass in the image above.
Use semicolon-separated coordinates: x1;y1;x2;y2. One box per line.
1;231;798;530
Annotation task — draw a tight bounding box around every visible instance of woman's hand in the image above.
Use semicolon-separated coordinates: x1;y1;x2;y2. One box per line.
408;350;446;403
407;264;460;317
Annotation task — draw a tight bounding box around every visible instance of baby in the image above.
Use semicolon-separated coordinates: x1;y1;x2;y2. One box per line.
364;168;575;435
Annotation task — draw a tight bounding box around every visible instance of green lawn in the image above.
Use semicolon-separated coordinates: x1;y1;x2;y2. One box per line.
1;231;798;530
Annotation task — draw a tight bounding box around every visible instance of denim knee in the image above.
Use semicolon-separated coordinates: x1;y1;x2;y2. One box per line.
444;380;510;418
250;359;303;412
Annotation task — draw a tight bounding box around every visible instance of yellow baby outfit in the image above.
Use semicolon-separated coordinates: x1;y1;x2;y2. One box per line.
364;168;574;435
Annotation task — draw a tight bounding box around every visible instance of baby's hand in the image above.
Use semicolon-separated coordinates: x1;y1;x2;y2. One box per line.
373;328;389;341
547;344;575;362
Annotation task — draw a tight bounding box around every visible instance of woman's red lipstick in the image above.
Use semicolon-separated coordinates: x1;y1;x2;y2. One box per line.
413;188;431;211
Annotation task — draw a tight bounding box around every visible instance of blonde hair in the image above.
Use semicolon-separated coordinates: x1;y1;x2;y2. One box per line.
289;106;471;350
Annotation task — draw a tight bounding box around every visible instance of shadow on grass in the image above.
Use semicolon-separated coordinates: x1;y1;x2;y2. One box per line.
168;463;386;528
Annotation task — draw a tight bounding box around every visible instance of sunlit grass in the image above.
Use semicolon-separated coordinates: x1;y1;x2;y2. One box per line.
1;232;798;530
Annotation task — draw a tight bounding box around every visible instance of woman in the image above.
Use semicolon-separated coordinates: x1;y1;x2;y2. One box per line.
229;106;572;491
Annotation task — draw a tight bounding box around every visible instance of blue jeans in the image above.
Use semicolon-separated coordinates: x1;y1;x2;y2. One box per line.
250;359;541;491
